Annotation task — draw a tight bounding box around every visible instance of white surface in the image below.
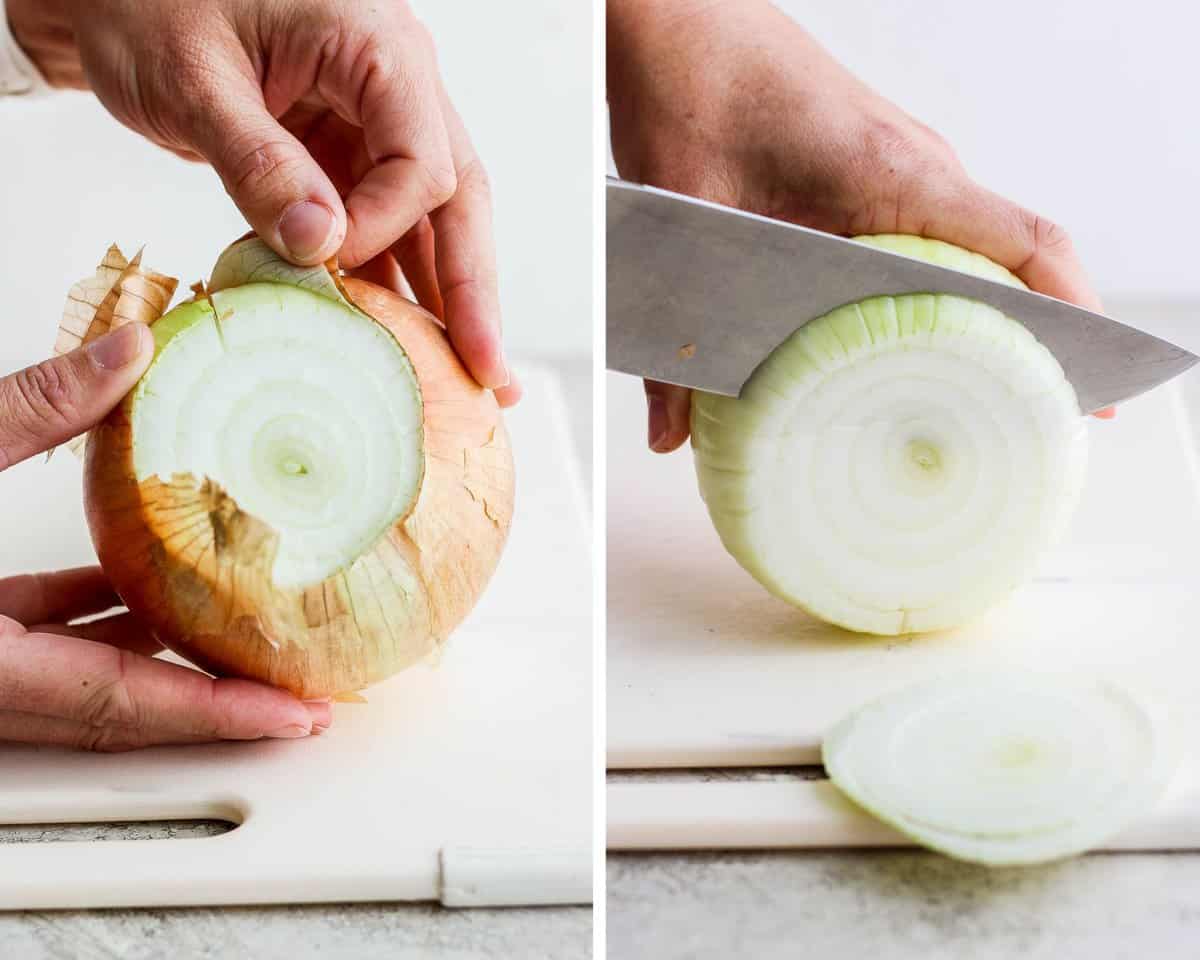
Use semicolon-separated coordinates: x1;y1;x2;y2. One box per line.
0;367;592;910
607;0;1200;300
607;370;1200;847
608;771;1200;852
440;847;591;908
0;0;591;358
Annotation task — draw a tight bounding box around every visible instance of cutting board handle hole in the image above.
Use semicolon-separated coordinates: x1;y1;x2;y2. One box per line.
0;818;236;844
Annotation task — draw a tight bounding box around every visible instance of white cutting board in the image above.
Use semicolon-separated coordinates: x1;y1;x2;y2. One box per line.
606;370;1200;849
0;365;592;910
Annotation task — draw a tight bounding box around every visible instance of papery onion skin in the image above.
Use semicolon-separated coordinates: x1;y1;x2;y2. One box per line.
83;279;514;699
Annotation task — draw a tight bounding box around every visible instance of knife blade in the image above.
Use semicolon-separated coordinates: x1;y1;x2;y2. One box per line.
606;177;1198;413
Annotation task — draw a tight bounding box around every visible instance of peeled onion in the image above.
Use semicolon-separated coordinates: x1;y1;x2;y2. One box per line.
64;239;514;698
690;235;1087;635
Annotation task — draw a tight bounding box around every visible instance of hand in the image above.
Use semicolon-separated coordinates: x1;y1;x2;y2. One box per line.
7;0;518;406
607;0;1109;453
0;324;331;751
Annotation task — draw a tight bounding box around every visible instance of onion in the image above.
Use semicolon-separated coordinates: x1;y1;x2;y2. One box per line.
823;671;1179;865
690;235;1088;635
62;239;514;699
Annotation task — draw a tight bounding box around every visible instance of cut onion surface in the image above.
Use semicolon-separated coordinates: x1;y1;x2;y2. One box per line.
822;671;1179;865
63;238;514;699
690;235;1088;635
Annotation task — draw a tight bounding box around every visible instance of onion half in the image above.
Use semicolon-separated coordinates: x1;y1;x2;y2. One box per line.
823;671;1179;865
690;235;1087;634
65;239;514;698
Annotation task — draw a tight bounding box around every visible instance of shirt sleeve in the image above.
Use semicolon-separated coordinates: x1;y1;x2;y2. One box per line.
0;0;52;99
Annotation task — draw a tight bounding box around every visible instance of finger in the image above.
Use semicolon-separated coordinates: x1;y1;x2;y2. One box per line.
186;67;346;265
0;566;119;624
347;249;519;408
0;709;217;752
494;371;523;409
906;176;1113;417
345;250;419;302
392;216;444;319
0;626;327;739
33;612;162;657
337;28;456;267
286;108;366;199
430;97;508;391
921;178;1103;311
645;380;692;453
0;323;153;471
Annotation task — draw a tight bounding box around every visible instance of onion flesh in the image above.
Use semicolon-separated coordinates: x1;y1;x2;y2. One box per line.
130;284;424;587
690;235;1088;634
822;671;1179;865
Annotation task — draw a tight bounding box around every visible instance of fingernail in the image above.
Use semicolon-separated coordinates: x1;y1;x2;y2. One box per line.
478;352;510;391
304;700;332;729
494;357;511;390
279;201;336;262
266;723;310;739
87;323;148;370
647;393;668;451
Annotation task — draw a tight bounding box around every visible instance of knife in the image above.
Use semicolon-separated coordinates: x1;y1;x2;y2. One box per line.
606;177;1198;413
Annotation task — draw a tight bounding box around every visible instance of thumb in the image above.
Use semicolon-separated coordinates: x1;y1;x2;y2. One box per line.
0;323;153;472
189;77;346;266
644;380;692;453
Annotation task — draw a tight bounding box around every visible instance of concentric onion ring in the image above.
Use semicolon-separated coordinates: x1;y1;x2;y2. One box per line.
691;235;1087;634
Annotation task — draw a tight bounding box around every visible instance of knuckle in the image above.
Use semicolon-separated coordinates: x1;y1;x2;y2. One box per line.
12;361;79;430
862;114;959;179
73;726;134;754
860;115;920;163
359;32;405;87
1029;213;1073;253
911;121;960;169
1012;207;1075;265
422;160;458;209
224;137;308;203
458;159;492;202
78;649;138;728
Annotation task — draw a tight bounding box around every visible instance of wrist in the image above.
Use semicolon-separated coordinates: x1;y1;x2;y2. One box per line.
5;0;85;90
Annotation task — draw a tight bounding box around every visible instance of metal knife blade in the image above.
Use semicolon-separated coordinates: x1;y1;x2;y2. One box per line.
606;177;1198;413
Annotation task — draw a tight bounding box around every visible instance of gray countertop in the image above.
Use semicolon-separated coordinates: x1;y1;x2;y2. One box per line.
0;357;593;960
608;850;1200;960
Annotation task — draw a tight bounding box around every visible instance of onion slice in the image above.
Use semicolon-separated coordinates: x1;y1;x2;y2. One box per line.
690;235;1088;634
822;671;1180;865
